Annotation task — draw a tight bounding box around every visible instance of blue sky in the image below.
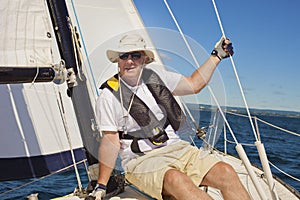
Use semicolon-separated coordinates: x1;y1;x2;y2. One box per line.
134;0;300;112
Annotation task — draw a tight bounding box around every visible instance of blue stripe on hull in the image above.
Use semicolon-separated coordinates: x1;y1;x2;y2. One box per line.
0;148;86;181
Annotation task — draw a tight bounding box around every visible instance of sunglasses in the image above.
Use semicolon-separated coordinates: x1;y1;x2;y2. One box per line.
119;52;143;60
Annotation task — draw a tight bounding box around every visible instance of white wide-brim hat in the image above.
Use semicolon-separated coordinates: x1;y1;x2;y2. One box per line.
106;34;155;64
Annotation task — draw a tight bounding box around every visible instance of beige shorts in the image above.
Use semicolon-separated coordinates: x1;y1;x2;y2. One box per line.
125;140;220;200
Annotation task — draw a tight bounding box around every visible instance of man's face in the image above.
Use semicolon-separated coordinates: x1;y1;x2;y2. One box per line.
118;51;147;85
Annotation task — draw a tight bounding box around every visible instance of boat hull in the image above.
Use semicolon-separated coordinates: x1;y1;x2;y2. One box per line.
0;148;85;181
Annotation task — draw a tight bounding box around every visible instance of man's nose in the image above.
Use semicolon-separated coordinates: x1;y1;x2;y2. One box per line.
126;55;134;62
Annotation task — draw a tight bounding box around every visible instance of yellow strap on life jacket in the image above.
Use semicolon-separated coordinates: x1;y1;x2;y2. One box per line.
107;76;119;91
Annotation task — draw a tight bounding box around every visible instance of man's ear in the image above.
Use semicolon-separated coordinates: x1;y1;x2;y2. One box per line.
145;56;152;63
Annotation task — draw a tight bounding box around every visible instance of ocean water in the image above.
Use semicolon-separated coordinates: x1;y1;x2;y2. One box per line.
0;109;299;199
195;108;300;194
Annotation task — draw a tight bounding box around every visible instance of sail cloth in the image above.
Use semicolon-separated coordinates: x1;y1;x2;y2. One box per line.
0;0;85;181
0;0;53;67
65;0;162;90
0;0;57;84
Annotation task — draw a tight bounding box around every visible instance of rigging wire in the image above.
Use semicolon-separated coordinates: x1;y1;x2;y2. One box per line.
163;1;272;199
211;0;259;141
269;162;300;182
227;111;300;137
163;0;239;145
211;2;280;199
256;118;300;137
0;160;87;197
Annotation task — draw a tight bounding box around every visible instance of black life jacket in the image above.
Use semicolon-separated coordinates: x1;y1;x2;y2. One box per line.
100;68;185;153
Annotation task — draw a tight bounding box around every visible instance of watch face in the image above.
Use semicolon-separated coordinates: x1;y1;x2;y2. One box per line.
211;50;218;56
211;50;221;60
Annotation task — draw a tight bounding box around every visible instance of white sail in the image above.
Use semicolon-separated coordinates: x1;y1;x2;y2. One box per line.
0;0;53;67
0;0;83;180
65;0;161;102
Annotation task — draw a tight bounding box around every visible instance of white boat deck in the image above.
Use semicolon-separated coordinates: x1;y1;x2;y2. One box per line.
211;151;299;200
54;151;299;200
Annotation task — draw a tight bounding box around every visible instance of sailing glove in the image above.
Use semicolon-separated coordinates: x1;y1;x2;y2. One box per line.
90;183;106;200
211;37;234;60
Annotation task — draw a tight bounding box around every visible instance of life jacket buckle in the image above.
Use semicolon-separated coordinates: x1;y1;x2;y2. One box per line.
149;127;169;146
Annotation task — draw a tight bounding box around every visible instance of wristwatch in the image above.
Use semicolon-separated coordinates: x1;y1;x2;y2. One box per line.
211;49;221;60
94;183;107;191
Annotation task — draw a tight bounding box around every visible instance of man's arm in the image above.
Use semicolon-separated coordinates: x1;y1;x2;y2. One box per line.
173;55;220;96
97;131;120;185
173;38;233;96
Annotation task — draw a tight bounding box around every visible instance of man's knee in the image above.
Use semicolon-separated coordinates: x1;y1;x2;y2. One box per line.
202;162;238;187
213;162;240;186
164;169;182;186
209;162;250;199
162;169;183;197
214;162;236;175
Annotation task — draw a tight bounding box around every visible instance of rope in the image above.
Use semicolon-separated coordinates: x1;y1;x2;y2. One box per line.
211;0;259;141
30;67;39;87
70;0;99;97
55;86;82;191
69;17;83;81
120;65;145;134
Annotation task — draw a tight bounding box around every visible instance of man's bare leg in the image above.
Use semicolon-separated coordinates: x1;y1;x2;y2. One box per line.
201;162;251;200
162;169;212;200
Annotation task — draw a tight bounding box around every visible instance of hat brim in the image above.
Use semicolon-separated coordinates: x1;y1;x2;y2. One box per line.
106;48;155;64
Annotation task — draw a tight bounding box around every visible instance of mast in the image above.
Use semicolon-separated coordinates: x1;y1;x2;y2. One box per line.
45;0;99;166
46;0;77;88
